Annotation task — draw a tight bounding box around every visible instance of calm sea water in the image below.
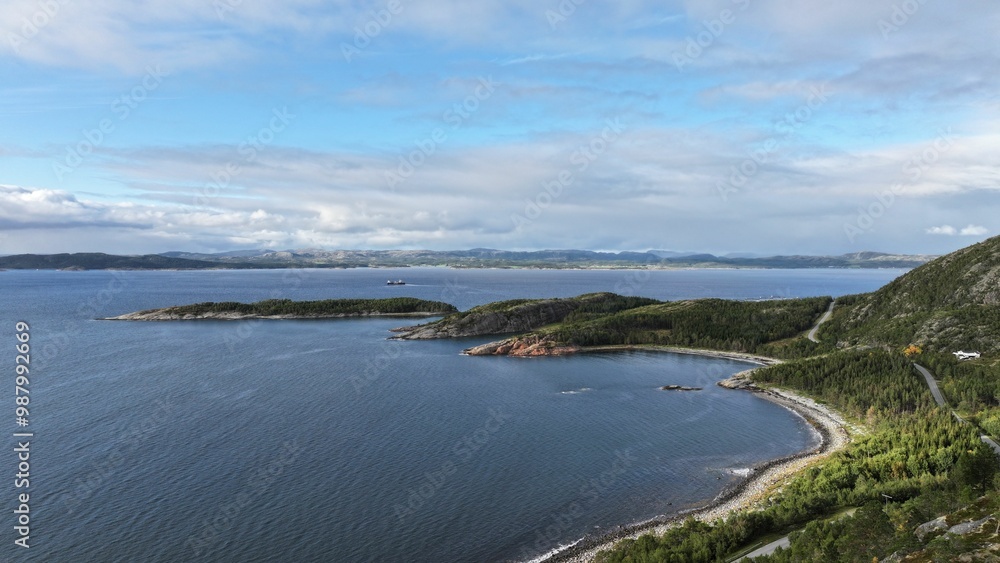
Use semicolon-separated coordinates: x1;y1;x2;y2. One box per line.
0;267;904;562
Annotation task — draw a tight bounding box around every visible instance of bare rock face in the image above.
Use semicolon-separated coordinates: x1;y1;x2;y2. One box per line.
463;335;581;357
947;516;995;536
717;369;758;390
915;516;949;541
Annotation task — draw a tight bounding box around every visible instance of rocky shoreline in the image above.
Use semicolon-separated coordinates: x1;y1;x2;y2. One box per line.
580;345;783;366
463;342;786;364
535;369;851;563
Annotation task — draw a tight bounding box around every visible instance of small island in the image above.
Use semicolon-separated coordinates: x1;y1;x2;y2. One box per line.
104;297;458;320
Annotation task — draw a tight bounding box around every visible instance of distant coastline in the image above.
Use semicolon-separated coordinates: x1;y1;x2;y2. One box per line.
0;249;932;271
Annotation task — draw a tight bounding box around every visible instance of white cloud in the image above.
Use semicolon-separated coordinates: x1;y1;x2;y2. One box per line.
960;224;989;236
926;224;990;237
926;225;957;235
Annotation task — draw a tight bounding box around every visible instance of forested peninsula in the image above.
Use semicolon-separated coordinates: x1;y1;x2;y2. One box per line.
105;297;457;320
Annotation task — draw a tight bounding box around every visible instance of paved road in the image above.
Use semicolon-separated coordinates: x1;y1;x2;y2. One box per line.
982;435;1000;456
807;300;835;343
913;364;947;407
731;363;993;562
914;363;1000;456
734;537;790;561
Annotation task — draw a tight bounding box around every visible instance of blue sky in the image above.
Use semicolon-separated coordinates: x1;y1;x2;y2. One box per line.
1;0;998;255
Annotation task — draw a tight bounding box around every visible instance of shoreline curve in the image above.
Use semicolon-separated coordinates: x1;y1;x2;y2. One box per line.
532;357;852;563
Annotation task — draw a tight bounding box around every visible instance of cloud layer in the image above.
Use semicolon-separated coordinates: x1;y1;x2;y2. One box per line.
1;1;998;255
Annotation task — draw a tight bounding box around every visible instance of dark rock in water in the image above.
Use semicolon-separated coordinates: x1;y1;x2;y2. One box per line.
660;385;702;391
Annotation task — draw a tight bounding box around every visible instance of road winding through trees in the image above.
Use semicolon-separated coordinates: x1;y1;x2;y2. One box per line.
914;363;1000;456
807;300;835;343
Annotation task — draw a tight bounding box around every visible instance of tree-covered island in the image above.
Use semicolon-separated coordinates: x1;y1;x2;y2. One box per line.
105;297;458;320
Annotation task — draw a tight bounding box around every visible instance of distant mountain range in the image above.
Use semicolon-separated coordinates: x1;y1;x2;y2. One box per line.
0;248;937;270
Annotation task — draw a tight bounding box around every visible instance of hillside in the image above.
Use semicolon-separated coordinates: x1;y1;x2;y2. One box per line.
820;235;1000;353
392;293;658;339
458;296;830;357
0;252;233;270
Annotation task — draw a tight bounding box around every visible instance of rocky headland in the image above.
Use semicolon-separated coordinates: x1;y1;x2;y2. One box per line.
462;334;582;357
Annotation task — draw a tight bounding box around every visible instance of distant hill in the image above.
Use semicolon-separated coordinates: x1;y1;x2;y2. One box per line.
0;253;235;270
0;248;937;271
821;235;1000;353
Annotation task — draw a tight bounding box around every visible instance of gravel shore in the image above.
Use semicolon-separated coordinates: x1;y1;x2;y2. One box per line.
534;366;852;563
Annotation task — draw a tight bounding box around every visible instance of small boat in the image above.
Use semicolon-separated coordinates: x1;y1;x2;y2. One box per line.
387;279;406;285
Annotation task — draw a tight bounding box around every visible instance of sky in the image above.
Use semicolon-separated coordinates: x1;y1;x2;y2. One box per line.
1;0;998;256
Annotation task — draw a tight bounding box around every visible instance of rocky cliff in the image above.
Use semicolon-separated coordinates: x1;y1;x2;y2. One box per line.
463;334;582;356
